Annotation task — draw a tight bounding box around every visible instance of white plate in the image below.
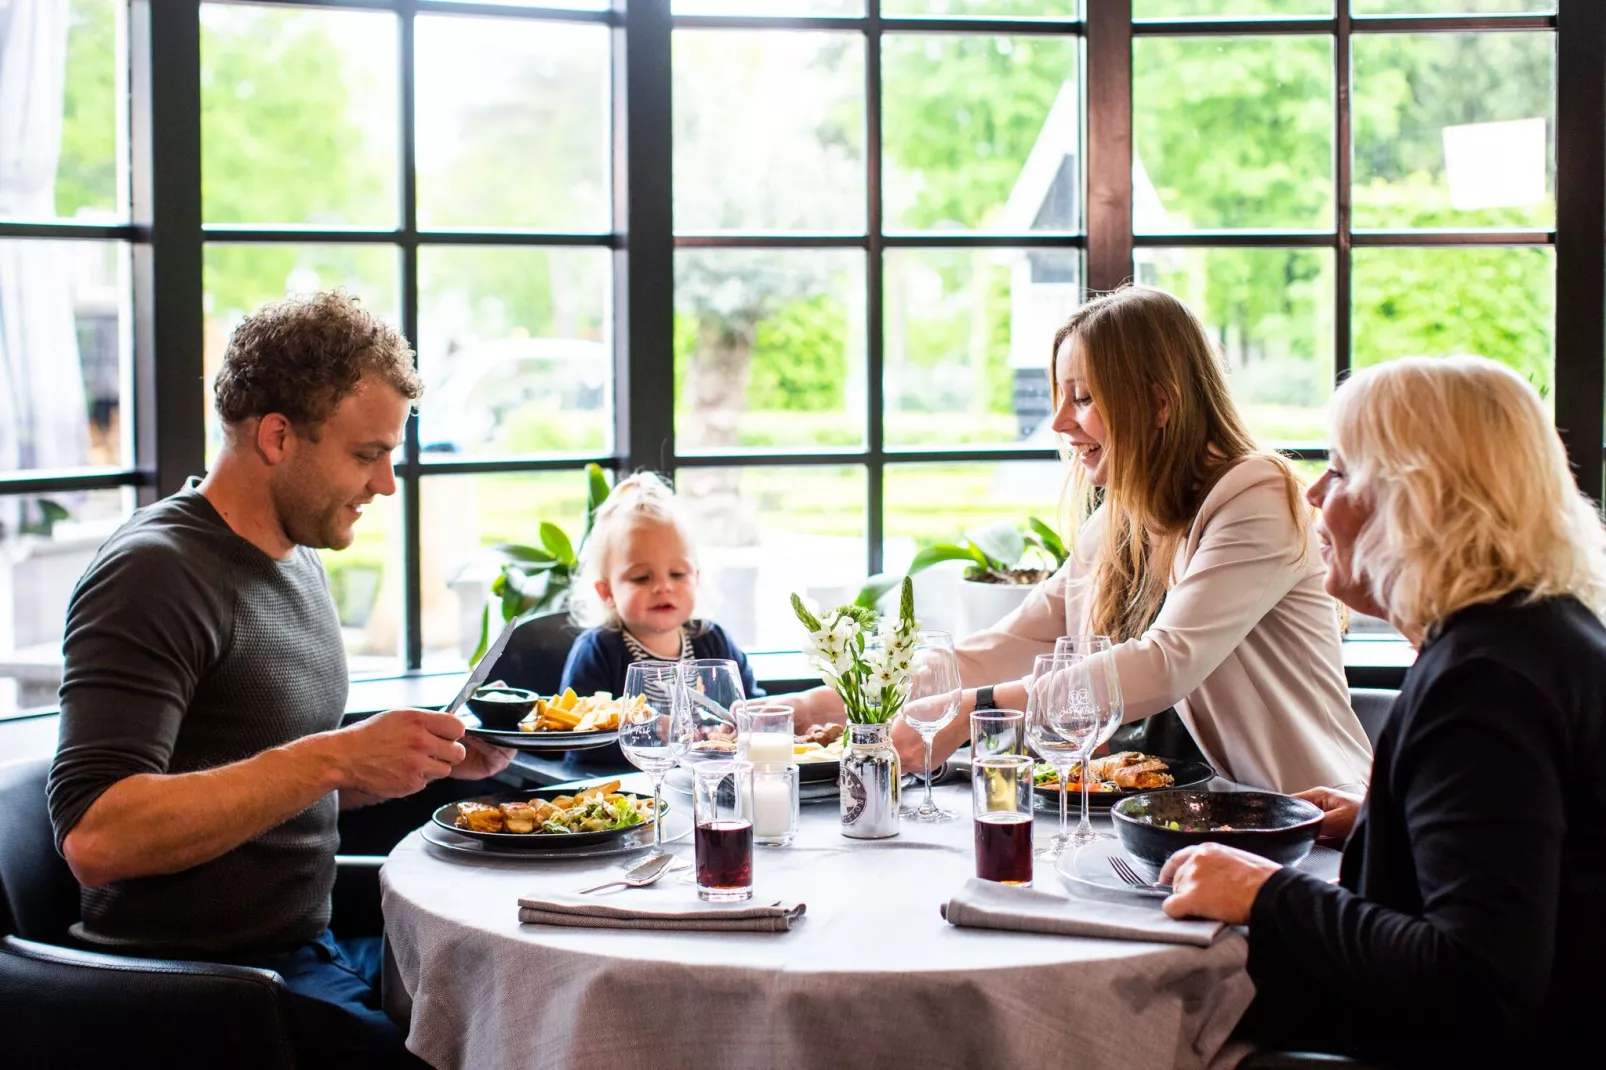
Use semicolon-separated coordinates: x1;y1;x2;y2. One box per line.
1054;839;1169;900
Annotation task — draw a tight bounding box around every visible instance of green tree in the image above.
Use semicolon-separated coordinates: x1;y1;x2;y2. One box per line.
55;0;118;219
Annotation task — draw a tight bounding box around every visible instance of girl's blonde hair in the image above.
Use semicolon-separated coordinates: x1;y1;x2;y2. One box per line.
570;471;698;631
1052;285;1307;642
1331;355;1606;638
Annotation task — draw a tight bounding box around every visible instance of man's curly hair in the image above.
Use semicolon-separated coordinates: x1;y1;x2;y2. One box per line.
214;291;422;438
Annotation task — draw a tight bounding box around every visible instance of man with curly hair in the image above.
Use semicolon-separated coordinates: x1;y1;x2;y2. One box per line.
47;292;509;1068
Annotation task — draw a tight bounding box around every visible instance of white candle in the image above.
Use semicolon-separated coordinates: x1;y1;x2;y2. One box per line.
745;733;793;766
751;774;795;839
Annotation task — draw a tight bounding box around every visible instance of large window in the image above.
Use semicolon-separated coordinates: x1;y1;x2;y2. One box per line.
2;1;1598;714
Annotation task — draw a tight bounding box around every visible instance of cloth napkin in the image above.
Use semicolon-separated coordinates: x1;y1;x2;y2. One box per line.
518;893;806;932
941;878;1227;948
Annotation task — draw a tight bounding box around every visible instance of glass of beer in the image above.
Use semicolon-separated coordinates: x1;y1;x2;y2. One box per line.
691;760;755;902
972;754;1035;886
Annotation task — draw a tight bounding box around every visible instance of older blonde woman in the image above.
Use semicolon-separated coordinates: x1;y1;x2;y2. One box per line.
1161;356;1606;1063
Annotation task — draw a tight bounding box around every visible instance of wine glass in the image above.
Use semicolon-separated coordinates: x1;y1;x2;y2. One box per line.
619;661;688;850
1026;652;1096;859
676;659;746;765
898;632;962;822
1055;635;1125;845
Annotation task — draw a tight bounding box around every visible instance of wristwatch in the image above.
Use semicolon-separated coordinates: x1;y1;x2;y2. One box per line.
973;684;997;711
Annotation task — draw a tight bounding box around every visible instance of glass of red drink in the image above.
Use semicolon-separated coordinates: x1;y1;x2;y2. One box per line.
972;754;1035;886
691;759;755;902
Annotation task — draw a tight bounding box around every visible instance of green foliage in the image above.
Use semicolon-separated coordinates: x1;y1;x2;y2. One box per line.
747;295;849;413
55;1;118;218
855;517;1064;607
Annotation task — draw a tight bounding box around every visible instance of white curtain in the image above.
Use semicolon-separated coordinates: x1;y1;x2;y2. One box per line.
0;0;88;527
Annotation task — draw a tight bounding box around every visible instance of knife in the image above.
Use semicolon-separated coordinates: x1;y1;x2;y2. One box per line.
444;614;524;717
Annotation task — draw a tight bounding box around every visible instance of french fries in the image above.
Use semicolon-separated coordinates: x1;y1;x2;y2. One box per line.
517;692;646;733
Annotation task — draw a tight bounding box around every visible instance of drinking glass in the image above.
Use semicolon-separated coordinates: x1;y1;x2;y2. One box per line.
970;708;1027;760
1055;637;1125;845
619;660;688;850
898;632;962;822
972;754;1035;886
678;659;746;765
1026;652;1096;859
691;760;755;902
735;701;797;767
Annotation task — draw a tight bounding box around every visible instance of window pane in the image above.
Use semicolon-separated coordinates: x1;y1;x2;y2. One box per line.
416;247;611;461
0;488;133;714
884;248;1078;448
200;3;398;227
420;472;593;668
679;466;866;652
1138;0;1328;13
676;0;862;12
675;250;865;452
1138;246;1334;447
320;489;403;672
882;35;1079;233
202;243;401;465
1351;246;1555;397
883;0;1078;14
674;31;864;233
1134;36;1333;232
13;0;127;223
415;16;609;232
433;0;608;8
1352;1;1552;13
885;461;1061;635
0;240;131;473
1353;33;1555;231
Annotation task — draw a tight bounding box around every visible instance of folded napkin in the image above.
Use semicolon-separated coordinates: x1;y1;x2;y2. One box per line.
518;893;806;932
941;878;1226;948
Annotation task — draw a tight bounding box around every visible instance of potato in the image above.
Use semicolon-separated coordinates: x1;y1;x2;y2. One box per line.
554;687;579;712
551;795;575;809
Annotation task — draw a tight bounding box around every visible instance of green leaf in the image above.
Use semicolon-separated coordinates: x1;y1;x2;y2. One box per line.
469;603;492;664
908;543;989;574
539;521;576;566
791;592;822;632
965;521;1026;570
899;575;915;626
1027;517;1068;565
493;543;556;565
854;572;901;609
581;463;611;546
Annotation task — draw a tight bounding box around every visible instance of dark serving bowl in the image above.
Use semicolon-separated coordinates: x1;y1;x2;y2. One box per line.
1110;790;1324;879
464;686;539;730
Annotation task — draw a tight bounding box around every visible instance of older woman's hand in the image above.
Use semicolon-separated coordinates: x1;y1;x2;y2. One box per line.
1158;843;1281;924
1293;786;1365;844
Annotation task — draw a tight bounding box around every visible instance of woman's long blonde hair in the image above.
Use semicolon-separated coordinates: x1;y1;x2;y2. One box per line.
1332;356;1606;637
1053;286;1307;642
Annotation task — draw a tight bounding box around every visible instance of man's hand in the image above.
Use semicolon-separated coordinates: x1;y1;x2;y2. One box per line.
1158;843;1281;924
327;708;467;799
451;735;515;781
1293;785;1365;844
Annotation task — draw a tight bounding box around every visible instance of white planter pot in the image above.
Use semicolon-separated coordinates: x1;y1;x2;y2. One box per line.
957;578;1037;637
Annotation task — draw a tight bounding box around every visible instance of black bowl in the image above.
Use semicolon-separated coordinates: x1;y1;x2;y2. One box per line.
1110;790;1323;879
465;686;539;730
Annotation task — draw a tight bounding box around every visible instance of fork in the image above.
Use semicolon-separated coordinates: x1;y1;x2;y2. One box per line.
1108;855;1173;893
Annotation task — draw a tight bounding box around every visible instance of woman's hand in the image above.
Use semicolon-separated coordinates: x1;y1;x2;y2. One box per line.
1159;843;1281;924
787;687;845;734
1293;785;1365;844
892;694;971;772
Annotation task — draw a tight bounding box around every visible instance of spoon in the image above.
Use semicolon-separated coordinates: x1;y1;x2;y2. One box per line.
577;852;678;895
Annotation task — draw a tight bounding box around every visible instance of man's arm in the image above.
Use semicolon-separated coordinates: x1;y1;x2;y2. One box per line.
62;707;470;887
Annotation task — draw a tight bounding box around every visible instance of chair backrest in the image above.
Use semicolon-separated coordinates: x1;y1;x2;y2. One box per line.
491;610;583;696
0;759;82;944
1348;688;1399;748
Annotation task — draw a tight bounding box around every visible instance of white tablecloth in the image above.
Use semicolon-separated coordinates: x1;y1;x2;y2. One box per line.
383;779;1285;1070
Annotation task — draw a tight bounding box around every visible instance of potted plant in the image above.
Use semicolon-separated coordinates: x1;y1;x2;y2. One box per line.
856;518;1068;636
469;463;611;663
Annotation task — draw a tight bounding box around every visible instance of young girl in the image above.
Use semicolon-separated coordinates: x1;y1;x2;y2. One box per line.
560;472;761;700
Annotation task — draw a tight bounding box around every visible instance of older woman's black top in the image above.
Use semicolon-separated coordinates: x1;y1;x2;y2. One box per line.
1246;594;1606;1065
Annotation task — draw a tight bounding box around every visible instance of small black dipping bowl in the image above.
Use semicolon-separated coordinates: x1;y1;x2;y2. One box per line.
464;686;539;730
1111;790;1324;879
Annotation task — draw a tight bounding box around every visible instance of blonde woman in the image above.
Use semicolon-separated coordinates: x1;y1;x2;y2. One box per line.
802;286;1369;792
1160;356;1606;1063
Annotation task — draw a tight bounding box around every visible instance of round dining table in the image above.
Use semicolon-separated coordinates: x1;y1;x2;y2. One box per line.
382;774;1316;1070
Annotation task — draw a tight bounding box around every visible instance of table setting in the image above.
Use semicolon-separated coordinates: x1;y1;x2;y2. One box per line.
382;583;1341;1069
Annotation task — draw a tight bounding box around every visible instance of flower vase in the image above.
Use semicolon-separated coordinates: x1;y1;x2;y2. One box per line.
840;721;900;839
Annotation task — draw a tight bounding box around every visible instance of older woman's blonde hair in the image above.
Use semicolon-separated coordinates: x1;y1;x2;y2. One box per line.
1332;355;1606;638
1052;285;1307;642
569;471;700;631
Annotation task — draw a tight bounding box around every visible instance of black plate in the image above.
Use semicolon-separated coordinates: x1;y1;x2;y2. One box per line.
431;786;666;849
1031;757;1214;811
796;759;839;784
462;718;620;753
1111;790;1322;878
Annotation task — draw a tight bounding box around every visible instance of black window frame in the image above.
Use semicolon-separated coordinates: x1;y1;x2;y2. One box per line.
1;0;1601;676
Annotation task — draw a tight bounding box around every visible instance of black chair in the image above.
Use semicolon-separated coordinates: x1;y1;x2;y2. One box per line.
489;610;582;696
0;758;380;1069
1348;687;1399;748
